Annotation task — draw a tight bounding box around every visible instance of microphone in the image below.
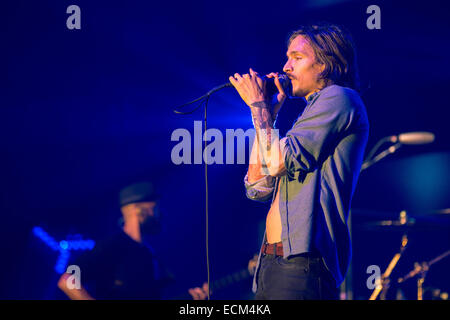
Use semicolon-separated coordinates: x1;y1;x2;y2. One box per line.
390;132;435;145
224;74;291;93
361;131;435;171
174;74;291;114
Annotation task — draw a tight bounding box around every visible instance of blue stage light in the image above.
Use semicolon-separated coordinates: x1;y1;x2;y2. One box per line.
33;226;95;274
59;240;69;250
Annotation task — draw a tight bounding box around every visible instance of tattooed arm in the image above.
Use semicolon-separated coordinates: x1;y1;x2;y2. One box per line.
248;101;286;178
229;68;287;180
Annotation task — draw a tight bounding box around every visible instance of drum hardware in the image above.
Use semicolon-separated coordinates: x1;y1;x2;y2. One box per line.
397;249;450;300
369;233;408;300
363;210;450;300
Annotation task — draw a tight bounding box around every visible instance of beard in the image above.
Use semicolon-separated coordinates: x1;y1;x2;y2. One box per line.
140;216;161;235
291;82;308;98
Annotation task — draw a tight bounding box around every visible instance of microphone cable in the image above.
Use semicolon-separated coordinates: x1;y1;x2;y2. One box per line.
203;94;211;300
174;86;222;300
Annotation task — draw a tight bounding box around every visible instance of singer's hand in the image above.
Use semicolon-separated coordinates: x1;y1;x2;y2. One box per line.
229;68;266;107
229;69;287;120
265;72;287;120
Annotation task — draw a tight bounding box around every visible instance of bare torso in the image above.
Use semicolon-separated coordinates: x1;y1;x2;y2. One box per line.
265;182;282;243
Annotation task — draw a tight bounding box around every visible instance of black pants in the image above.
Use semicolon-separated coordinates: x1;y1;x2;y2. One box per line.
254;253;339;300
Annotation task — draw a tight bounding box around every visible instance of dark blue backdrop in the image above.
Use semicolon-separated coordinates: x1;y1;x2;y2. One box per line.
1;0;449;299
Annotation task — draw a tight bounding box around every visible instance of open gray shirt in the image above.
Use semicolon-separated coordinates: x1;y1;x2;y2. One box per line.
245;84;369;292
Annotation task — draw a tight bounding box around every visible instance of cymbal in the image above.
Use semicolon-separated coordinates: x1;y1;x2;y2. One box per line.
355;209;450;231
433;208;450;215
352;208;450;218
365;220;416;227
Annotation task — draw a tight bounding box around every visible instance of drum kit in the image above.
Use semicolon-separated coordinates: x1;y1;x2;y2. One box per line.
360;209;450;300
356;132;449;300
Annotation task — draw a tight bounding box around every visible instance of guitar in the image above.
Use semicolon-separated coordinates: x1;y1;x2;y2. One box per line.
208;254;258;292
171;254;258;299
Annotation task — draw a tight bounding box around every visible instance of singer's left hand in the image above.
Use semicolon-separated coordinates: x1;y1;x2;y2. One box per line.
229;68;267;107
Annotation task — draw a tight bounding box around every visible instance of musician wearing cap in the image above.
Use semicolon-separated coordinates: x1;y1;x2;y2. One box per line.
229;23;369;299
57;181;208;300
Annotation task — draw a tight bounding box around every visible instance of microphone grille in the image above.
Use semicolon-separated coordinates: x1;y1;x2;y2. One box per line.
398;132;435;145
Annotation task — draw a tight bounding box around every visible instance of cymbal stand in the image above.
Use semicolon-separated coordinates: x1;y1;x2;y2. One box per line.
369;234;408;300
398;249;450;300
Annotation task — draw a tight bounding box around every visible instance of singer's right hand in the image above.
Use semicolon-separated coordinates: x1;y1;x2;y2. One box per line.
229;69;287;121
229;68;266;107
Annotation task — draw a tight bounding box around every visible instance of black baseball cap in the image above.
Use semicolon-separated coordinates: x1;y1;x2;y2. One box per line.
119;181;159;207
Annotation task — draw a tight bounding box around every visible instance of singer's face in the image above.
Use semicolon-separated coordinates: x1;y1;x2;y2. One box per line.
283;35;326;99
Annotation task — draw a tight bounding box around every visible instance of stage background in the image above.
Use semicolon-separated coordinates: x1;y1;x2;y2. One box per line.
1;0;449;299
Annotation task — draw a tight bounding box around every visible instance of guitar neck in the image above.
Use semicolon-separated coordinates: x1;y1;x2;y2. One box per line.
168;255;258;299
209;268;252;292
168;268;252;300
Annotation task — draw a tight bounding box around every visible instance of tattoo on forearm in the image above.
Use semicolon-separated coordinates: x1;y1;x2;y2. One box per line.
250;101;279;175
250;102;273;146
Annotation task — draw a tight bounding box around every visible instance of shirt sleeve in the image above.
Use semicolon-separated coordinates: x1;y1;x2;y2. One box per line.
282;86;359;178
244;173;276;203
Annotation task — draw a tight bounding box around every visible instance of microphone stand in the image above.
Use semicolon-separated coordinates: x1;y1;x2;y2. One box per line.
361;142;402;171
361;131;435;171
173;83;231;114
173;84;227;301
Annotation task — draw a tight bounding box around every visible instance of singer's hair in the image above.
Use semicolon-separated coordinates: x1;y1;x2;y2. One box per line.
288;23;360;91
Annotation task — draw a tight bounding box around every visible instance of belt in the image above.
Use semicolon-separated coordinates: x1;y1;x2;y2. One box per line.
261;242;284;256
261;242;322;259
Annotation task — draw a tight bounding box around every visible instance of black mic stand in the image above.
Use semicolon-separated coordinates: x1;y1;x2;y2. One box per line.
173;83;225;301
361;140;402;171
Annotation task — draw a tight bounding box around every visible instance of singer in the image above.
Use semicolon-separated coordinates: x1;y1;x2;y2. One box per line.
229;23;369;300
